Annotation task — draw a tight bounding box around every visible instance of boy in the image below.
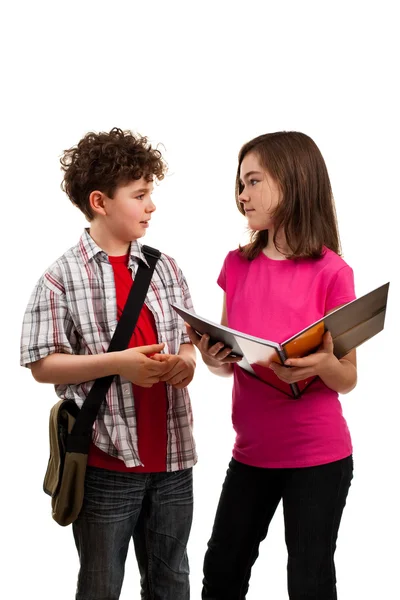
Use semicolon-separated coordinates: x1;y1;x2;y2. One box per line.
20;128;197;600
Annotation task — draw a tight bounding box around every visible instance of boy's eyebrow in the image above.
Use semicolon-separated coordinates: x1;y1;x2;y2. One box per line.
132;186;154;194
240;170;263;183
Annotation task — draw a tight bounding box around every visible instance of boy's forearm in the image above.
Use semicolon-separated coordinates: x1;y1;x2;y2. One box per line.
319;358;357;394
30;352;121;385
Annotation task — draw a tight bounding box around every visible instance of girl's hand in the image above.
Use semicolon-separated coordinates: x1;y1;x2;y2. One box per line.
185;324;242;369
269;331;338;384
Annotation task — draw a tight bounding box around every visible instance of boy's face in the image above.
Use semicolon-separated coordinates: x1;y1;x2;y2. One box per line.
96;177;156;241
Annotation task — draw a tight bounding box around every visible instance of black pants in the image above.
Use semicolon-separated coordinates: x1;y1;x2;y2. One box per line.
202;456;353;600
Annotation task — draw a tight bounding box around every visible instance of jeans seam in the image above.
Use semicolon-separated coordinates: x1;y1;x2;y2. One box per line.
144;488;154;599
141;470;192;599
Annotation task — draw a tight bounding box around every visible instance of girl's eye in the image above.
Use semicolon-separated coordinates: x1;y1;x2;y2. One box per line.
250;179;259;186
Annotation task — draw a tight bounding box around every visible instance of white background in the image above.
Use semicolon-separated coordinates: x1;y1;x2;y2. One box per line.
1;1;399;598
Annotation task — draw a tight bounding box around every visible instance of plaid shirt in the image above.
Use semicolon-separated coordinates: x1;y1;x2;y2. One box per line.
21;229;197;470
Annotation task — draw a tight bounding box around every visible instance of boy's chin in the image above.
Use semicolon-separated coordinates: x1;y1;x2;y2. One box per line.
131;228;147;240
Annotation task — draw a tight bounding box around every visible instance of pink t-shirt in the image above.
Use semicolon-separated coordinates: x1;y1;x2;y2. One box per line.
218;247;356;468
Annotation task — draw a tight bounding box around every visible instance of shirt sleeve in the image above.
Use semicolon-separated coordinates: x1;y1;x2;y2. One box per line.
325;265;356;313
20;275;78;367
178;268;194;345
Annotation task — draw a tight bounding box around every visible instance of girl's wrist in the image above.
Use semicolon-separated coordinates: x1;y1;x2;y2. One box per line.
317;354;340;379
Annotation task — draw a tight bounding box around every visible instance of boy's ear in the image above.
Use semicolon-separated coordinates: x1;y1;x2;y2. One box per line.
89;190;107;216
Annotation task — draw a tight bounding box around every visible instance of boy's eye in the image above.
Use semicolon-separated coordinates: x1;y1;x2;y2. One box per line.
137;194;145;200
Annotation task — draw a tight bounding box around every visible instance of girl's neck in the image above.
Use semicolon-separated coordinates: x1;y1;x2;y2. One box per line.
262;229;290;260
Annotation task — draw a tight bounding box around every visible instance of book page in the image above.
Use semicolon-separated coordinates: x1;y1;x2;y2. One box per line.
234;336;291;391
283;322;325;358
235;336;316;397
234;335;281;368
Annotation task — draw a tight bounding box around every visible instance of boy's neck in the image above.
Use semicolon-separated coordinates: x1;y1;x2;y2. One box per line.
88;224;134;257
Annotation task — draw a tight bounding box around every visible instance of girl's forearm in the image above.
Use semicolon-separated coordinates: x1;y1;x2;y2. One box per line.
207;363;234;377
319;358;357;394
178;343;196;366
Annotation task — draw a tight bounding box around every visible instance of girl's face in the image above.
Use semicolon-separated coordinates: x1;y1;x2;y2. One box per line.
238;152;281;231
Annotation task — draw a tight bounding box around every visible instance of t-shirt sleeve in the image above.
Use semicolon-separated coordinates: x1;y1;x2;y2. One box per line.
20;275;78;367
217;255;228;291
325;265;356;313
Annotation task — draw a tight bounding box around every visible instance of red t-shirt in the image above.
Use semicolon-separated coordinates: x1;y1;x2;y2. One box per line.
87;254;168;472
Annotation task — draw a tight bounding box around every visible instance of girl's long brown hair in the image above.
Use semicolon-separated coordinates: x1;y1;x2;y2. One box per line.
236;132;341;260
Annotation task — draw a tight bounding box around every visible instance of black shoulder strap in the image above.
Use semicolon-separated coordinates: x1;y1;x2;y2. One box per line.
67;245;161;452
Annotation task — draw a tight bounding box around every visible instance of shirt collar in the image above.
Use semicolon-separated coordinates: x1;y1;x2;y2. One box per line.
78;229;150;268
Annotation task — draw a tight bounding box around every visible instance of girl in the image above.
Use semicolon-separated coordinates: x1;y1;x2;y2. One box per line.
187;132;357;600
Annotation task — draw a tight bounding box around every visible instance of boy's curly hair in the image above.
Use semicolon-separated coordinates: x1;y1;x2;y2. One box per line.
60;128;167;220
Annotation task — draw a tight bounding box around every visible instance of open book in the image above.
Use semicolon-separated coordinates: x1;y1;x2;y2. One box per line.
171;282;389;398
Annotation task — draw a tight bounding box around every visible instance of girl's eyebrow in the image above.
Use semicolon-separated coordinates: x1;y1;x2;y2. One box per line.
240;170;263;183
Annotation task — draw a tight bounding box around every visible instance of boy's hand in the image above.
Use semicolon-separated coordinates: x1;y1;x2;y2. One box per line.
152;353;196;389
269;331;338;384
117;344;170;388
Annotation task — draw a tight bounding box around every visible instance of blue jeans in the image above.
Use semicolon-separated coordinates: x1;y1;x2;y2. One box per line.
202;456;353;600
73;466;193;600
